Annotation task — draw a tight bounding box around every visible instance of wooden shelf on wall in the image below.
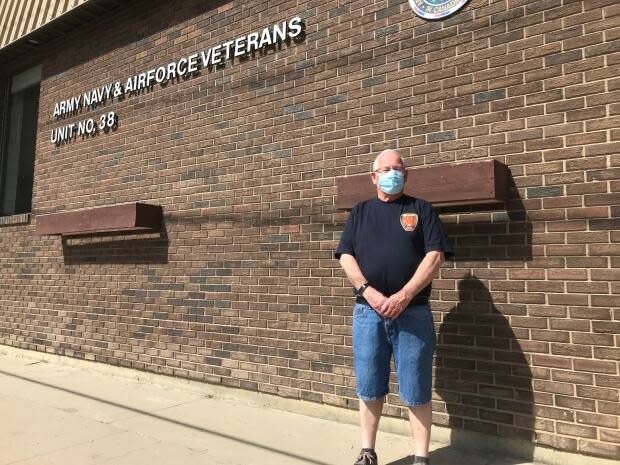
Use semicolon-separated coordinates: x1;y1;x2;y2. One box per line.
336;159;511;211
35;202;162;236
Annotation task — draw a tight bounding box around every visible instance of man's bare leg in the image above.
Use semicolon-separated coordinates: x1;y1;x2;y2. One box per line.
360;398;384;448
407;402;432;458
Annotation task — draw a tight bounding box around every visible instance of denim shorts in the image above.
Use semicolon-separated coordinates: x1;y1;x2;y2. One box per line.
352;302;436;406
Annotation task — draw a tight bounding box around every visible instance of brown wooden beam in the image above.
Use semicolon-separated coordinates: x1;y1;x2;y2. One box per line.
36;202;162;236
336;159;510;210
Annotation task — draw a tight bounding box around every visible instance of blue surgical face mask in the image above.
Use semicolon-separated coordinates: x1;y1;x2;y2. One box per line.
378;169;404;194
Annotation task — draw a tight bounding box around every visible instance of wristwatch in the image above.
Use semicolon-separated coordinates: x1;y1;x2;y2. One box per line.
354;282;369;297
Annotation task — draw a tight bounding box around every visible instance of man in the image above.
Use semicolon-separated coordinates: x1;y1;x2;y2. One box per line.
335;150;453;465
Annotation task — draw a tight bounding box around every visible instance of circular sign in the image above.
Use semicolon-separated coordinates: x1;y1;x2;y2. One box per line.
408;0;470;20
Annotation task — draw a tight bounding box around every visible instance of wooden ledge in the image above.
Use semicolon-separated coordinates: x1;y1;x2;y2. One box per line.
336;160;510;210
36;202;162;236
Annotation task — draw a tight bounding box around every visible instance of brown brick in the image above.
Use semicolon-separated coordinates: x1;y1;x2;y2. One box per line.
542;195;581;209
566;257;608;268
557;422;597;439
577;386;619;402
578;411;619;428
566;231;609;244
572;332;614;346
566;207;609;219
555;395;595;411
552;370;594;385
594;347;620;362
573;359;617;374
532;355;572;370
600;401;620;416
536;433;578;452
534;380;574;395
566;181;607;195
592;268;620;282
547;293;588;306
600;429;620;445
535;405;575;421
592;295;620;307
568;284;609;299
593;321;620;334
549;319;590;332
578;440;620;458
589;243;620;256
528;306;567;318
566;131;607;146
585;141;620;156
546;220;587;232
552;344;593;358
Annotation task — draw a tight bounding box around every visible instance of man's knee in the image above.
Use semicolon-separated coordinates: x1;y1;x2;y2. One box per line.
407;401;432;415
359;397;385;415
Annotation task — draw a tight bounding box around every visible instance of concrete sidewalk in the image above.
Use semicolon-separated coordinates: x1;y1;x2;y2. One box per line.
0;348;538;465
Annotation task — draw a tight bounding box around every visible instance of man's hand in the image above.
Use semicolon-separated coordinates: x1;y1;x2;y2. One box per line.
380;288;414;318
379;251;444;318
362;286;388;313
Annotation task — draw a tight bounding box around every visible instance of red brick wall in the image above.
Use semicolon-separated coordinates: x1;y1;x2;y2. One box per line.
1;0;618;459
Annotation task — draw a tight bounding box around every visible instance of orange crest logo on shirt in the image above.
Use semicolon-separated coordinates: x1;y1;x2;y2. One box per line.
400;213;418;232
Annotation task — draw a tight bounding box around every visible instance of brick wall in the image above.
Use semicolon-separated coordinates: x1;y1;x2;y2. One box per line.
1;0;618;459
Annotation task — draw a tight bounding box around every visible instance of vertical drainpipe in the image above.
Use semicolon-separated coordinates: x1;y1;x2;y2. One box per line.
0;78;10;212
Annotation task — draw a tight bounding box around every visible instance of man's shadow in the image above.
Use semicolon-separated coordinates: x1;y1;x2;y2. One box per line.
385;277;534;465
415;276;533;465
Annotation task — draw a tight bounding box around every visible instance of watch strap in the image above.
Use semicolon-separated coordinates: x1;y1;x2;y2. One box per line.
355;282;369;296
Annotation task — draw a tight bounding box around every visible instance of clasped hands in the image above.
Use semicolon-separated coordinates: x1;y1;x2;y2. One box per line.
363;286;414;318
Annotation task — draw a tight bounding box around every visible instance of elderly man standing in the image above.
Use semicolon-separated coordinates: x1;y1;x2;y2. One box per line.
335;150;453;465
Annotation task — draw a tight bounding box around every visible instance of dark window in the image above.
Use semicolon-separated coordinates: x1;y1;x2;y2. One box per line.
0;66;41;216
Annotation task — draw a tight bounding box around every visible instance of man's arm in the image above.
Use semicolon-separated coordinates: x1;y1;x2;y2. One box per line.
339;254;388;312
380;250;445;318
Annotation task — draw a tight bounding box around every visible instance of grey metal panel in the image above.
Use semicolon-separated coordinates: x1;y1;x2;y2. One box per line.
0;0;89;49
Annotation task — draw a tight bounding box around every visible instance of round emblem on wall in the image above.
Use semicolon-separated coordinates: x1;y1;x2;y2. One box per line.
408;0;470;20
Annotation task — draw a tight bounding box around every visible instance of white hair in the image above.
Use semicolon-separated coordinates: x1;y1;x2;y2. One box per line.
372;149;403;171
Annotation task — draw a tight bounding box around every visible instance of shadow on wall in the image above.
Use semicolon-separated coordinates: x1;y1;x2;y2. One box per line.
41;0;307;86
43;0;227;75
438;177;533;262
433;276;534;463
61;228;169;265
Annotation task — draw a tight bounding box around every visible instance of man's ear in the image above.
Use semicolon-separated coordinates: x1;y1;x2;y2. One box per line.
370;172;378;185
403;170;408;183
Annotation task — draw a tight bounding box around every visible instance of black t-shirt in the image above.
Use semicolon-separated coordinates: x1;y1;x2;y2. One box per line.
335;195;454;298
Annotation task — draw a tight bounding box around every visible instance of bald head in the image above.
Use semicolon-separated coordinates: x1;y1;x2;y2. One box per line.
373;149;404;172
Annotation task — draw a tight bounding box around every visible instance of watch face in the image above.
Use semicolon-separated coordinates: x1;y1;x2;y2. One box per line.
408;0;470;20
